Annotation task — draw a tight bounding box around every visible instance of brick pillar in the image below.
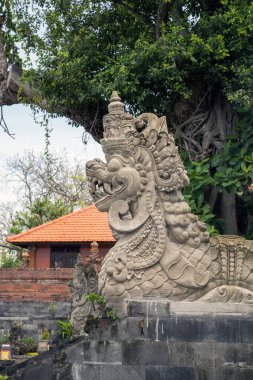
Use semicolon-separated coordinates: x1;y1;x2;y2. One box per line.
28;246;36;268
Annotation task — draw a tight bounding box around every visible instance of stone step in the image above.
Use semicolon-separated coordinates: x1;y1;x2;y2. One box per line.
98;313;253;344
126;299;253;318
5;300;253;380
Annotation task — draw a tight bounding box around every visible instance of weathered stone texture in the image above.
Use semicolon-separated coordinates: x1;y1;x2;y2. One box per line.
4;300;253;380
0;301;71;341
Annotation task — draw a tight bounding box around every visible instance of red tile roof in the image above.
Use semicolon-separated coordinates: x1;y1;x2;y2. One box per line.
6;205;115;245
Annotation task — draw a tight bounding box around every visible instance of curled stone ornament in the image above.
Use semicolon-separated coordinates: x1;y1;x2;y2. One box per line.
86;92;253;316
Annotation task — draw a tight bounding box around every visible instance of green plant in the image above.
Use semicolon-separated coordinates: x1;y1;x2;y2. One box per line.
18;336;37;354
40;328;50;341
86;292;106;306
0;375;8;380
57;320;72;341
105;309;118;321
86;292;118;320
0;252;21;269
183;157;217;234
0;334;10;345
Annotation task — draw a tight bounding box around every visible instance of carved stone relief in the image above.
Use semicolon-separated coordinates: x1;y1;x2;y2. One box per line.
68;254;101;337
86;92;253;316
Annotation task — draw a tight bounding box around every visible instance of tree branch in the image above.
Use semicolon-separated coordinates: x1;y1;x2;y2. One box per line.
111;0;155;36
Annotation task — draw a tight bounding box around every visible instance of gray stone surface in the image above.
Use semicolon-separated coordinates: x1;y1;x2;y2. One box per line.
0;301;71;340
4;300;253;380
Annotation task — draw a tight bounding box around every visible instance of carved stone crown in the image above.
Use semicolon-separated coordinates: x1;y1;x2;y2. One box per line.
102;91;135;154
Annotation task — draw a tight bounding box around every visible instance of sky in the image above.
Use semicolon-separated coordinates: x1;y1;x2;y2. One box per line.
0;104;105;202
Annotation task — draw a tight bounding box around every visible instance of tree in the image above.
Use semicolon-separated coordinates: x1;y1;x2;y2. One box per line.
4;150;91;209
9;197;72;234
0;0;253;235
0;201;16;240
0;151;91;237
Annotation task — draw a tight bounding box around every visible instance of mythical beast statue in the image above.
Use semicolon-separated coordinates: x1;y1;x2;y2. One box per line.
86;92;253;316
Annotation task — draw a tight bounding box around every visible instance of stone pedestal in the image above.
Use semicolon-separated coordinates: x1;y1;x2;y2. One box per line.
4;300;253;380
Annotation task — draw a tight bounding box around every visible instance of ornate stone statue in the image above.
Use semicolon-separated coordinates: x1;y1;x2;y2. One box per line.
86;241;103;273
86;92;253;316
68;254;101;336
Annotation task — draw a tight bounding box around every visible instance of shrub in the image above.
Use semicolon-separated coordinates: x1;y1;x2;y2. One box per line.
0;253;21;269
57;320;72;341
0;334;10;344
18;336;37;354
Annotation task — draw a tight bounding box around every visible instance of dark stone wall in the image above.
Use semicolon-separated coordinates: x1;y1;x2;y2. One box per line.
4;300;253;380
0;301;71;340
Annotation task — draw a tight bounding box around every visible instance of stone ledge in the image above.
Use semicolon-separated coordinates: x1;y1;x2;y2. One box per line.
126;299;253;317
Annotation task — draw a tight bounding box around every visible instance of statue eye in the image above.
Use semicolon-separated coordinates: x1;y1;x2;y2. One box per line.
108;158;122;172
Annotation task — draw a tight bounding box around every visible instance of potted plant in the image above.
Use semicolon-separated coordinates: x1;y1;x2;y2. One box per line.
38;328;50;353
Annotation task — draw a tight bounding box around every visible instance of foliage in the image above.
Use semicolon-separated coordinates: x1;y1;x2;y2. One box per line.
86;292;118;321
86;292;106;307
0;334;10;345
18;336;37;354
1;0;253;234
1;150;91;235
105;309;118;321
183;121;253;235
40;328;50;341
9;197;72;234
0;202;17;241
0;252;21;268
0;375;8;380
2;0;252;116
4;151;91;210
3;1;252;109
183;157;216;226
57;320;72;341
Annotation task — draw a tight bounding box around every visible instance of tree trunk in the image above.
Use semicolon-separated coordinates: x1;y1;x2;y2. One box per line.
221;191;238;235
175;91;239;234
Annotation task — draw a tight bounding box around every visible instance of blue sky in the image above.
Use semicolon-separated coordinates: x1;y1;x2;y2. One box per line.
0;104;105;202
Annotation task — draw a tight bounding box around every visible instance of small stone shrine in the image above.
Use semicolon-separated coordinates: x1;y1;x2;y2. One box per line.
86;91;253;316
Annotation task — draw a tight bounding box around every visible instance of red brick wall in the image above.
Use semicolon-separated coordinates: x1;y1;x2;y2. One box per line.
0;268;74;302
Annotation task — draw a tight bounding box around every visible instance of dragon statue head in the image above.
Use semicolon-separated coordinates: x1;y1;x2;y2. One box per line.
86;92;253;316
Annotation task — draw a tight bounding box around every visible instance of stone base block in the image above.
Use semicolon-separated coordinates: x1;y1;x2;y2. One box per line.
5;300;253;380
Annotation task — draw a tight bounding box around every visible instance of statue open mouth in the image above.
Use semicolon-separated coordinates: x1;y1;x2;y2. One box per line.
86;160;128;211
